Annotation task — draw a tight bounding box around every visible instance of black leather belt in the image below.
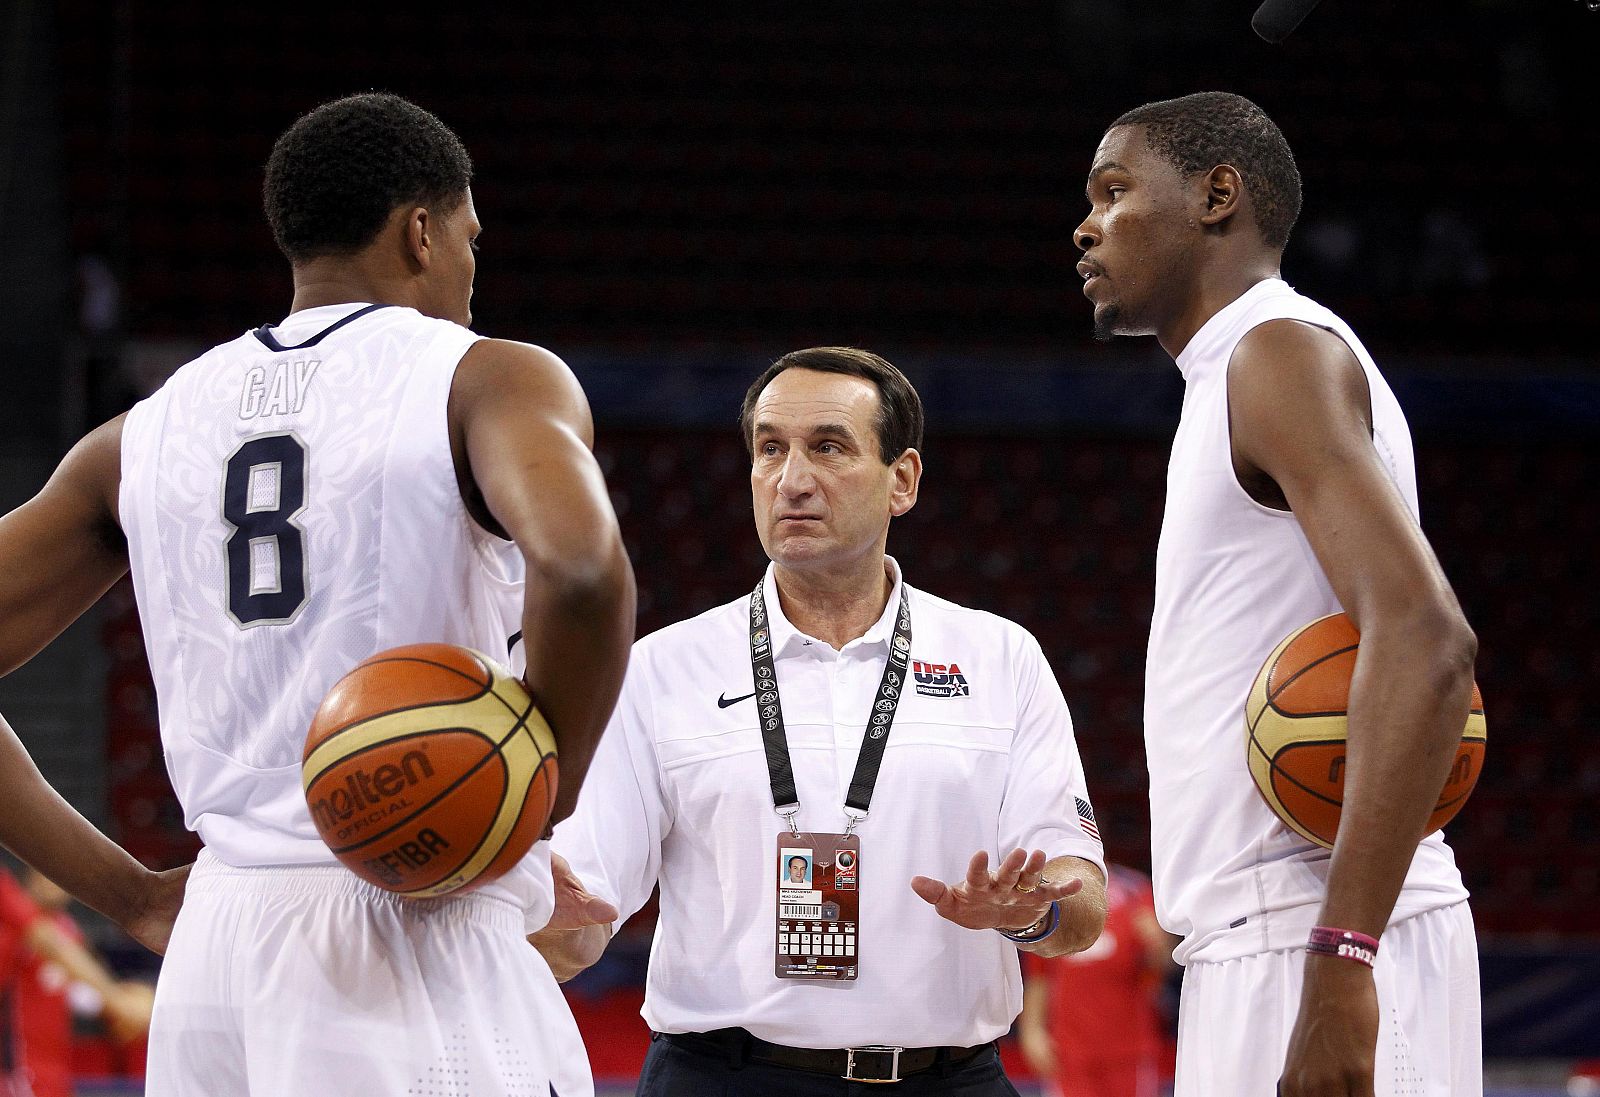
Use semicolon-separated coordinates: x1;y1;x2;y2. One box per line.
659;1028;995;1083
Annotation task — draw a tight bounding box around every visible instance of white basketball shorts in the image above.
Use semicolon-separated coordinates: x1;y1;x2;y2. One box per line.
146;851;592;1097
1175;901;1481;1097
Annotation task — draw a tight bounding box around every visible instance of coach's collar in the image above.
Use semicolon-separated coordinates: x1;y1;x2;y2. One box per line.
761;558;905;659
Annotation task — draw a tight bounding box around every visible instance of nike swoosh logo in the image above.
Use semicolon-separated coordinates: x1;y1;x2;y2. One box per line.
717;691;757;708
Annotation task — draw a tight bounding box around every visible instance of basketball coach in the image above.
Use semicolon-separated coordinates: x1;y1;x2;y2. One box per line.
536;347;1108;1095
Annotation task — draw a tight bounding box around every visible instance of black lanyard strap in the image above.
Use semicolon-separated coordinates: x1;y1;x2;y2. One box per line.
749;577;913;827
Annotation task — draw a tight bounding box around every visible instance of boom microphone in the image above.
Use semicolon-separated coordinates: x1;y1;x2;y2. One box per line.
1251;0;1324;42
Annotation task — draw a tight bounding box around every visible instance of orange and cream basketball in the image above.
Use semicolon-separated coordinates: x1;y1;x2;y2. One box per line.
302;642;558;897
1245;612;1486;849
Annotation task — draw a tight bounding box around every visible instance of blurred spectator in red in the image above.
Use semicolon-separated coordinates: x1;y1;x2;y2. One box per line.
2;867;43;1096
16;869;153;1097
1017;865;1176;1097
1;868;152;1097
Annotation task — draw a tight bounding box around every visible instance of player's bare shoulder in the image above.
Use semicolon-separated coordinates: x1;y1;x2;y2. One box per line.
50;412;129;549
1229;319;1372;432
1226;318;1374;509
446;336;618;563
449;339;593;443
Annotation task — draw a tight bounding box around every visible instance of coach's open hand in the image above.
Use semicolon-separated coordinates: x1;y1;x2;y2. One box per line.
528;852;618;982
1277;957;1380;1097
544;851;620;930
911;848;1105;956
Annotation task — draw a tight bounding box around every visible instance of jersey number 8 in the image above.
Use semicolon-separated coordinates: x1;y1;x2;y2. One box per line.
223;433;308;627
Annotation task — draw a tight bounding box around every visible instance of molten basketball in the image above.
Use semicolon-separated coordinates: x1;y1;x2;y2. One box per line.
302;643;558;897
1245;612;1485;849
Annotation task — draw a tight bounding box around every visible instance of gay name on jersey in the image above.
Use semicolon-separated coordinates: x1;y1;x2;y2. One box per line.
239;359;321;419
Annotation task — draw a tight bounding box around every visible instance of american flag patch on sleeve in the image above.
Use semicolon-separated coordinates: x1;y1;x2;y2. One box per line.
1075;796;1101;842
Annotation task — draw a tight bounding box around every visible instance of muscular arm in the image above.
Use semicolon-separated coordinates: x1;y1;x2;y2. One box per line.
0;419;185;949
0;418;127;675
1229;320;1477;1091
449;340;636;825
1230;320;1475;942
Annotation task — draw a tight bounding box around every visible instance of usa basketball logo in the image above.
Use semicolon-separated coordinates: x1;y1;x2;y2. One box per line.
912;660;970;697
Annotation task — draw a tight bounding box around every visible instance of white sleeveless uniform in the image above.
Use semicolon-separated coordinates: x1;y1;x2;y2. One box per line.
1146;280;1480;1095
120;303;590;1097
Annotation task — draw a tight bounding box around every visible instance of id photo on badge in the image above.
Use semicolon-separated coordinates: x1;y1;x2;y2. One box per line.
780;849;812;887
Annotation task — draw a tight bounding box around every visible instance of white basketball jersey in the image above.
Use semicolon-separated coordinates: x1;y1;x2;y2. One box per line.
1145;278;1468;965
119;303;552;924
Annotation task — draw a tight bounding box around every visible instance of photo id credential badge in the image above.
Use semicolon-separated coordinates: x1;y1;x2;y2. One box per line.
749;575;909;984
774;831;860;980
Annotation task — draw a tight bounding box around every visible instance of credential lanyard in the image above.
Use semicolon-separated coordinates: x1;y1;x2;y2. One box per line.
749;577;912;835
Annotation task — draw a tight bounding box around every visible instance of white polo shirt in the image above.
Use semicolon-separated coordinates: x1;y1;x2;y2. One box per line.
553;559;1104;1049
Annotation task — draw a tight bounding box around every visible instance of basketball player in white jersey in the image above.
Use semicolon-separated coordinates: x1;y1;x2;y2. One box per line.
1073;93;1481;1096
0;93;634;1096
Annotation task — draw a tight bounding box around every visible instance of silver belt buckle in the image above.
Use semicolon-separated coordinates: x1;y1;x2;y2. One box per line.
843;1045;903;1083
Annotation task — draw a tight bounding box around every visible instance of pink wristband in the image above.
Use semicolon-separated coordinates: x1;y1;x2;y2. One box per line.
1306;926;1379;968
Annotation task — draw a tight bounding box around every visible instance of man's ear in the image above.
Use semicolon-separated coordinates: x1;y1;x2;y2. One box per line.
403;206;432;270
889;448;922;518
1199;165;1243;228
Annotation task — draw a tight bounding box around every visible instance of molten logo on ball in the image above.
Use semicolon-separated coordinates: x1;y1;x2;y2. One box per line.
302;643;559;898
308;749;434;837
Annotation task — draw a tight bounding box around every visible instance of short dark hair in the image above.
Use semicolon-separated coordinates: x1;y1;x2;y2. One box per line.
1110;91;1302;249
264;93;473;264
739;347;925;465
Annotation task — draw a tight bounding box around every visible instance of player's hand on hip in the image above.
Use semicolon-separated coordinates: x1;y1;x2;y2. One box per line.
543;851;619;930
909;848;1081;932
122;862;191;956
1277;956;1379;1097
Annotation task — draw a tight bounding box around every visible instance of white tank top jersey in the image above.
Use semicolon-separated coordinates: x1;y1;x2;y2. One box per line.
1145;278;1469;965
118;303;553;925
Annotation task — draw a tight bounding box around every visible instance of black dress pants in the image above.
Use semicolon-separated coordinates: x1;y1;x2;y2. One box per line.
635;1033;1023;1097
